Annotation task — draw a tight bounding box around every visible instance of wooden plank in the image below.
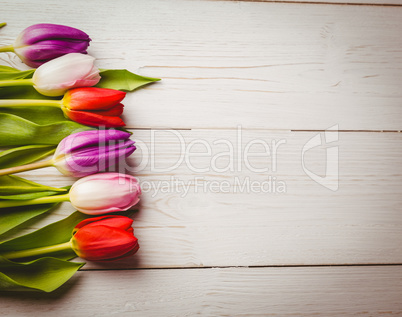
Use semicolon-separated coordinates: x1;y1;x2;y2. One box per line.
1;0;402;130
6;129;401;268
0;266;402;316
227;0;402;5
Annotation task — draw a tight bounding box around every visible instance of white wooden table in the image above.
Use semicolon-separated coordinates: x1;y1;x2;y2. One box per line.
1;0;402;315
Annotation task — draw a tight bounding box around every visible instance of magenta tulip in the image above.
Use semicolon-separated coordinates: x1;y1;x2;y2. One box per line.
0;23;91;67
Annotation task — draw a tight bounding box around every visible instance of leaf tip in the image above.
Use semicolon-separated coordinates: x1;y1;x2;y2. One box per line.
142;76;161;82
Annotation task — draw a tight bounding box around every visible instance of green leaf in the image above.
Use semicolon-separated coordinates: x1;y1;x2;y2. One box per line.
0;175;66;196
0;144;56;169
0;256;84;292
97;69;161;91
0;66;34;81
0;190;67;200
0;86;53;100
0;181;70;236
0;66;160;93
0;106;66;125
0;113;92;146
0;203;58;236
0;212;89;261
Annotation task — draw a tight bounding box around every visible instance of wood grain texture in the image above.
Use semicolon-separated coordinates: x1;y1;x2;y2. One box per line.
1;0;402;314
1;0;402;130
220;0;402;5
1;266;402;316
5;129;401;269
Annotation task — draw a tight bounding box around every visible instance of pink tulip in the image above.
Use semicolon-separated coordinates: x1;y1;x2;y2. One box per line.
69;173;141;215
0;172;141;216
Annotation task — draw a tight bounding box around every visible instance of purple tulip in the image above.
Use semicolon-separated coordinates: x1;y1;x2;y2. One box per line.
0;23;91;67
52;130;136;177
0;129;136;177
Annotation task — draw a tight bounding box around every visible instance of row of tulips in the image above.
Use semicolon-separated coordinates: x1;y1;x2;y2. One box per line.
0;23;152;274
0;54;128;127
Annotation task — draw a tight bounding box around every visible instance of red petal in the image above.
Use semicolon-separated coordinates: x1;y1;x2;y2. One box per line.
72;225;139;261
73;215;133;234
64;87;126;111
94;103;124;116
65;108;125;127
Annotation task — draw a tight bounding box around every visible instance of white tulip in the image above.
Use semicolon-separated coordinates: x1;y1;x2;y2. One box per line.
32;53;100;96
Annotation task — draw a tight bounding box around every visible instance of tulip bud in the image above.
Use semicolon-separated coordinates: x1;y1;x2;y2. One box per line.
12;23;91;67
52;130;136;177
0;215;139;262
0;172;141;213
68;172;141;215
0;129;136;178
0;87;126;128
61;87;126;127
32;53;100;96
71;215;139;261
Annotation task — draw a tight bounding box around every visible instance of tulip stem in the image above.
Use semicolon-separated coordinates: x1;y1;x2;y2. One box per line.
0;193;70;209
0;78;33;87
0;44;14;53
0;99;61;108
1;241;73;260
0;159;54;176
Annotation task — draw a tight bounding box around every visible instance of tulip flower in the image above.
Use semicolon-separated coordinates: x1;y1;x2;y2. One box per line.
0;87;126;127
1;215;139;262
0;173;141;215
68;173;141;214
61;87;126;127
0;53;100;96
71;215;140;261
0;130;135;177
0;23;91;67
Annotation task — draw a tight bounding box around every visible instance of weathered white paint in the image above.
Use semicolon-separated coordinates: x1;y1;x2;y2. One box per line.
1;0;402;315
230;0;402;5
1;0;402;130
6;130;401;269
1;266;402;316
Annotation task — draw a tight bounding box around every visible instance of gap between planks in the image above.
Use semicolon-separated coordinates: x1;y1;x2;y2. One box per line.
78;263;402;272
214;0;402;7
126;127;402;133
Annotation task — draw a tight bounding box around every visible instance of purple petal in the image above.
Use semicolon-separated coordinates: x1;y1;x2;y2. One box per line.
66;147;101;167
19;40;90;61
72;139;135;158
63;151;101;176
63;140;136;176
56;130;131;156
18;23;90;45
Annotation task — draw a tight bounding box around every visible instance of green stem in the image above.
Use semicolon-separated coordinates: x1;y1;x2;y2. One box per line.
0;44;14;53
0;78;33;87
0;193;70;208
0;22;6;29
0;99;61;108
0;159;54;176
1;241;73;260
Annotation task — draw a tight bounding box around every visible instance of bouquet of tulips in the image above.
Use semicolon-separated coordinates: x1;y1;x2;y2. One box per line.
0;23;160;292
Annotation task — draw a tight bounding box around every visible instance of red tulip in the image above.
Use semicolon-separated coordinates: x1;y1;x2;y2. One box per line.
0;86;126;127
71;215;139;261
61;87;126;127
